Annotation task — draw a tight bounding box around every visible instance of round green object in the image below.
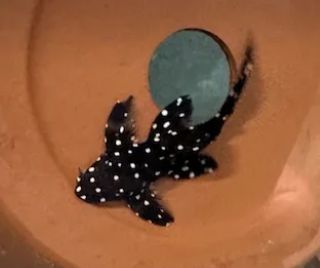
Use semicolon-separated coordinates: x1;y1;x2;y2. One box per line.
148;29;232;124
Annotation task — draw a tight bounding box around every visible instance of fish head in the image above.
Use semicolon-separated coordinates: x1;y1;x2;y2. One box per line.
74;154;124;204
74;152;147;204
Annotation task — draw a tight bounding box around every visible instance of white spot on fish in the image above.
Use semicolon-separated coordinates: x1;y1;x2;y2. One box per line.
90;177;95;183
182;166;189;172
119;188;124;193
152;123;157;129
100;197;106;202
114;175;119;181
161;109;168;116
134;173;140;179
144;200;150;206
76;177;81;182
179;113;185;117
114;151;120;156
128;149;132;154
189;172;195;178
130;163;136;169
116;140;121;146
145;147;151;153
95;188;101;193
135;194;140;200
76;186;81;192
206;168;214;173
177;145;184;150
176;98;182;106
163;122;170;128
80;195;86;200
192;147;200;151
120;126;124;133
88;167;95;172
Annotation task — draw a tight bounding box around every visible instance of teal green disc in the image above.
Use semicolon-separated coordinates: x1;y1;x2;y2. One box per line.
148;29;232;124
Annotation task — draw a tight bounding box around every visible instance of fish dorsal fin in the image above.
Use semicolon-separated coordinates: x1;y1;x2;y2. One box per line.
146;96;194;153
104;96;136;153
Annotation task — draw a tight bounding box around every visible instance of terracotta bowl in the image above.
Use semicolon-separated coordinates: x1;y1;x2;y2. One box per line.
1;1;320;267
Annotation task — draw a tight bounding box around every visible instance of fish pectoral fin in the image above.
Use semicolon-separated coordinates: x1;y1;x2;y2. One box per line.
105;96;136;152
168;153;218;180
127;191;174;227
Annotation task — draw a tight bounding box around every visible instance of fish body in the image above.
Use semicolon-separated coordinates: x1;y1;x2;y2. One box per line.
75;46;253;226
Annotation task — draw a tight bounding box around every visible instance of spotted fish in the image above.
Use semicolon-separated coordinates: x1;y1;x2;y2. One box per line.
75;46;253;226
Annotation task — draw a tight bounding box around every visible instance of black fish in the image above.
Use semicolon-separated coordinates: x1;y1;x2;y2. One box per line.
75;46;253;226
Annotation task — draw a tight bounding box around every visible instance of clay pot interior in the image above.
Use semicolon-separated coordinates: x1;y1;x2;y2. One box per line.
1;1;320;267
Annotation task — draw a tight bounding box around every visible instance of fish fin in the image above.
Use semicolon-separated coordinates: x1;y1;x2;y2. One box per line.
166;44;254;154
168;153;217;179
146;95;195;152
127;190;174;226
105;96;136;152
194;43;254;146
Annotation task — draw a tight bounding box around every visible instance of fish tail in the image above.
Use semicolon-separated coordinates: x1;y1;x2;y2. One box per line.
196;44;254;141
219;44;254;119
145;44;254;155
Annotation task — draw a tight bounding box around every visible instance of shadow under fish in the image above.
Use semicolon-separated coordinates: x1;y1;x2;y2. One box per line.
74;45;254;227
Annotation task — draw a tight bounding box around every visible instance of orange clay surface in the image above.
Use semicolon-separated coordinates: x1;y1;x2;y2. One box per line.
0;1;320;267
